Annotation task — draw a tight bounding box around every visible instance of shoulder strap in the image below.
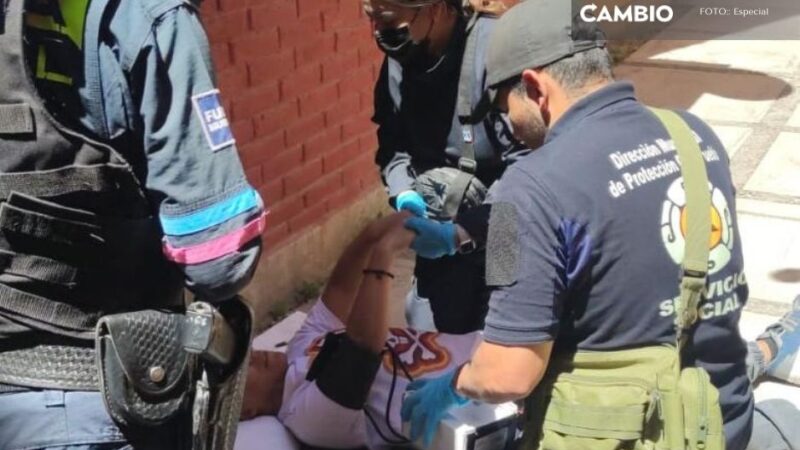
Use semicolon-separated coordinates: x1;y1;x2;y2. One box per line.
455;12;479;171
649;108;712;359
443;13;480;219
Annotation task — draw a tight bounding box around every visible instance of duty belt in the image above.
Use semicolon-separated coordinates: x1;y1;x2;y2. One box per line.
0;344;98;391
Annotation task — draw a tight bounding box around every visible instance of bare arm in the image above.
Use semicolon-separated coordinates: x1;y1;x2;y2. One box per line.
321;212;412;325
346;225;415;354
455;340;553;403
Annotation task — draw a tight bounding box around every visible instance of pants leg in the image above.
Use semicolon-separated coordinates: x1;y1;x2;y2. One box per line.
404;278;436;331
0;390;127;450
745;399;800;450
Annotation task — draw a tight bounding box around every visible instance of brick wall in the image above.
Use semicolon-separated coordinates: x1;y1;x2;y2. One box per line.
200;0;385;253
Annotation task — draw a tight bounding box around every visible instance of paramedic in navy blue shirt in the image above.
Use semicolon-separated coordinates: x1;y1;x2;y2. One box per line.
401;1;754;448
365;0;527;333
0;0;264;448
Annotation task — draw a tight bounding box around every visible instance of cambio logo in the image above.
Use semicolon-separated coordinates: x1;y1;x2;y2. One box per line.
580;3;674;23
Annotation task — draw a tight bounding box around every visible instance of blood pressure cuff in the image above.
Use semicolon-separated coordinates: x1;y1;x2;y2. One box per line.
306;332;382;410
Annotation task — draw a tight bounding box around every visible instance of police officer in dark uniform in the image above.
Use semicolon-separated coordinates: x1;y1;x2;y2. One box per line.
0;0;264;448
365;0;528;333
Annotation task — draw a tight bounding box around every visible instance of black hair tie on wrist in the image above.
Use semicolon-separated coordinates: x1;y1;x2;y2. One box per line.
363;269;395;280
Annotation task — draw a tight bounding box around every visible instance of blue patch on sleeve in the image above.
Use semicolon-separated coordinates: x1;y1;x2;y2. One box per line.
192;89;236;151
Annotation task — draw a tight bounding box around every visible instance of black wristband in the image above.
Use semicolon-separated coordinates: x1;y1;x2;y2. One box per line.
363;269;395;279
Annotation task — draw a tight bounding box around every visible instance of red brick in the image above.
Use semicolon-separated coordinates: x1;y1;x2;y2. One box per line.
210;42;232;72
323;93;359;127
252;101;298;138
322;49;359;83
204;10;248;42
283;159;323;194
259;179;285;205
361;172;380;189
358;90;374;110
303;173;341;208
262;146;304;183
326;184;361;212
358;132;378;153
338;66;372;98
268;197;305;228
322;138;361;174
340;112;374;141
231;29;280;65
250;1;297;30
279;64;321;101
298;82;338;117
200;0;216;14
289;202;329;233
357;42;382;67
216;67;248;94
298;0;337;18
230;119;255;146
247;50;295;87
264;222;290;249
285;113;325;148
296;35;336;68
335;26;370;52
240;131;286;167
214;0;245;12
303;127;341;162
245;165;262;189
341;0;366;21
321;9;344;32
279;14;322;49
342;154;377;188
231;82;280;121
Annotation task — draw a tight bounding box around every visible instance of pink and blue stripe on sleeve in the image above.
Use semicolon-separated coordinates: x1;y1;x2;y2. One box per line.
160;186;265;265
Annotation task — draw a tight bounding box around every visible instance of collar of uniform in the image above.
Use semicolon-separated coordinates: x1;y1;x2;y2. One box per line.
544;81;637;144
405;16;466;81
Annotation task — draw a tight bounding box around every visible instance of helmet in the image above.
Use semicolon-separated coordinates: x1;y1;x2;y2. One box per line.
413;167;487;221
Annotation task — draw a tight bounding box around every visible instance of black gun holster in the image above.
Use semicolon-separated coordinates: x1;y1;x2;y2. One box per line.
95;298;253;450
96;309;195;431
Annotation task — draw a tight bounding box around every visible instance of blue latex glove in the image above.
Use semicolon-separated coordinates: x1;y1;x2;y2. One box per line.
404;217;457;259
401;369;469;447
396;190;427;217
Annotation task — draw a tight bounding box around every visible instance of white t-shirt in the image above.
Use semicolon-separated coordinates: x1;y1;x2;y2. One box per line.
278;301;480;449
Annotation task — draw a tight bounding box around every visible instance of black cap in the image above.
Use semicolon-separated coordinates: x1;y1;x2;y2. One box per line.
470;0;606;121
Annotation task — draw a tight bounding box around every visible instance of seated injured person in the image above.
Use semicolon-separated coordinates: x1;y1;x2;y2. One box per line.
239;211;484;448
240;211;800;449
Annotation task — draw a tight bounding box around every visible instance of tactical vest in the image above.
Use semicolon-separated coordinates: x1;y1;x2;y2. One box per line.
0;0;183;360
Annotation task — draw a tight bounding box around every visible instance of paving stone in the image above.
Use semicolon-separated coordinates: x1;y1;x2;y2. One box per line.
737;207;800;307
628;39;800;76
745;132;800;197
615;64;785;123
788;103;800;128
710;124;753;158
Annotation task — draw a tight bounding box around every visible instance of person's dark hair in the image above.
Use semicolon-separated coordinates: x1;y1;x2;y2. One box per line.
511;47;614;96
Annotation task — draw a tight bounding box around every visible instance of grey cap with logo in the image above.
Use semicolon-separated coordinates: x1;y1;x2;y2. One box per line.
471;0;607;120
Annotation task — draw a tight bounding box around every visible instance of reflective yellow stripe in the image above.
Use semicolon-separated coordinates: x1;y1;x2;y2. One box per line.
35;46;72;85
24;0;90;49
25;0;91;85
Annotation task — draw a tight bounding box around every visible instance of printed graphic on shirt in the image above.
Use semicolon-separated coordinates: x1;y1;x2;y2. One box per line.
605;133;722;199
658;178;746;321
660;178;734;276
192;89;235;151
302;328;452;379
381;328;451;379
